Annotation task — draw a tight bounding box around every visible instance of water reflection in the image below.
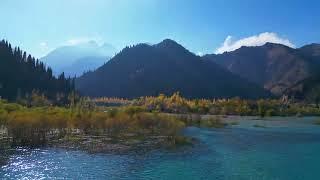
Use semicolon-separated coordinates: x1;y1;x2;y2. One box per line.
1;117;320;179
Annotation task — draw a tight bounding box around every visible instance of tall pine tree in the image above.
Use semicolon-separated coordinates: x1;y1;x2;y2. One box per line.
0;40;75;102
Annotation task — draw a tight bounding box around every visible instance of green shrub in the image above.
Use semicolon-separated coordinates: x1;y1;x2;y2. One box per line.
0;109;8;125
314;119;320;125
229;121;239;126
253;124;267;128
201;117;226;128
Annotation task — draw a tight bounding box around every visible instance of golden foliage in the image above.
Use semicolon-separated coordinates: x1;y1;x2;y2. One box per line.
0;100;186;146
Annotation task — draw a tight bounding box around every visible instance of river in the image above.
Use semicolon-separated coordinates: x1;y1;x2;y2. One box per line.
1;116;320;179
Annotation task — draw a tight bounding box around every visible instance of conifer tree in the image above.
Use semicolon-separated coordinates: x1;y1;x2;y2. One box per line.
0;40;75;103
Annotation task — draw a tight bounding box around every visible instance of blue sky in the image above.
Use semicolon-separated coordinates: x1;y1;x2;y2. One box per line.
1;0;319;58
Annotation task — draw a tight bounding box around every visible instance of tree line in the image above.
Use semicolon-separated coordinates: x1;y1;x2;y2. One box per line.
0;40;74;103
132;92;320;116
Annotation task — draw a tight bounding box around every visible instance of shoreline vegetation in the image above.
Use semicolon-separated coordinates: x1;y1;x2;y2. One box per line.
1;92;320;156
131;92;320;117
0;100;190;152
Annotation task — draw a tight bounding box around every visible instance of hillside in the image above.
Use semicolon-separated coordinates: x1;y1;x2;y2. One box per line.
76;39;270;99
298;43;320;68
285;75;320;103
203;43;319;95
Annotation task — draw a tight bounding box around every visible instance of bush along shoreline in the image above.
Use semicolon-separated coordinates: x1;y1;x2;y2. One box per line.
0;99;196;153
131;93;320;117
1;92;320;154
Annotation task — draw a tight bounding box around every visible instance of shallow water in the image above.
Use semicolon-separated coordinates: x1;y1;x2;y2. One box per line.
1;117;320;179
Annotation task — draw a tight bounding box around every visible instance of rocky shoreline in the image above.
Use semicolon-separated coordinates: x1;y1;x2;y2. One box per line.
48;134;194;154
0;133;193;156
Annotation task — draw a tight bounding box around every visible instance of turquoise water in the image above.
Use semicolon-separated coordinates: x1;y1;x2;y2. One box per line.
1;117;320;179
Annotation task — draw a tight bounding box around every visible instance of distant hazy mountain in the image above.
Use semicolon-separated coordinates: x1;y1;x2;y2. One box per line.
76;39;270;99
40;41;117;77
58;56;108;77
203;43;320;95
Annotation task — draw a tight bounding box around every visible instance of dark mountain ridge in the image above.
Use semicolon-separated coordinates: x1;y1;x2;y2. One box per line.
203;43;319;95
76;39;270;99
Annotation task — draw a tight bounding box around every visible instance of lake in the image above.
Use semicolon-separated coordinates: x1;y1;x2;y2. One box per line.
1;117;320;179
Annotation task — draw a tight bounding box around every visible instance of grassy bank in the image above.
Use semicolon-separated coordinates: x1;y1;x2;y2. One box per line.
2;92;319;152
0;100;189;150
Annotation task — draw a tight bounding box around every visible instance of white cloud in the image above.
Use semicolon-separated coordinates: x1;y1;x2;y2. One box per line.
39;42;49;52
215;32;295;54
38;42;54;58
197;52;203;56
39;42;48;47
64;37;104;46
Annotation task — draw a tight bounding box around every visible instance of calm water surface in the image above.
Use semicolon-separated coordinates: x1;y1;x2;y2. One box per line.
1;117;320;179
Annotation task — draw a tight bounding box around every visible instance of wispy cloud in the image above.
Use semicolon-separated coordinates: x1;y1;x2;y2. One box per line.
39;42;50;52
197;52;203;56
215;32;295;54
64;37;104;46
38;42;55;58
39;42;48;47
